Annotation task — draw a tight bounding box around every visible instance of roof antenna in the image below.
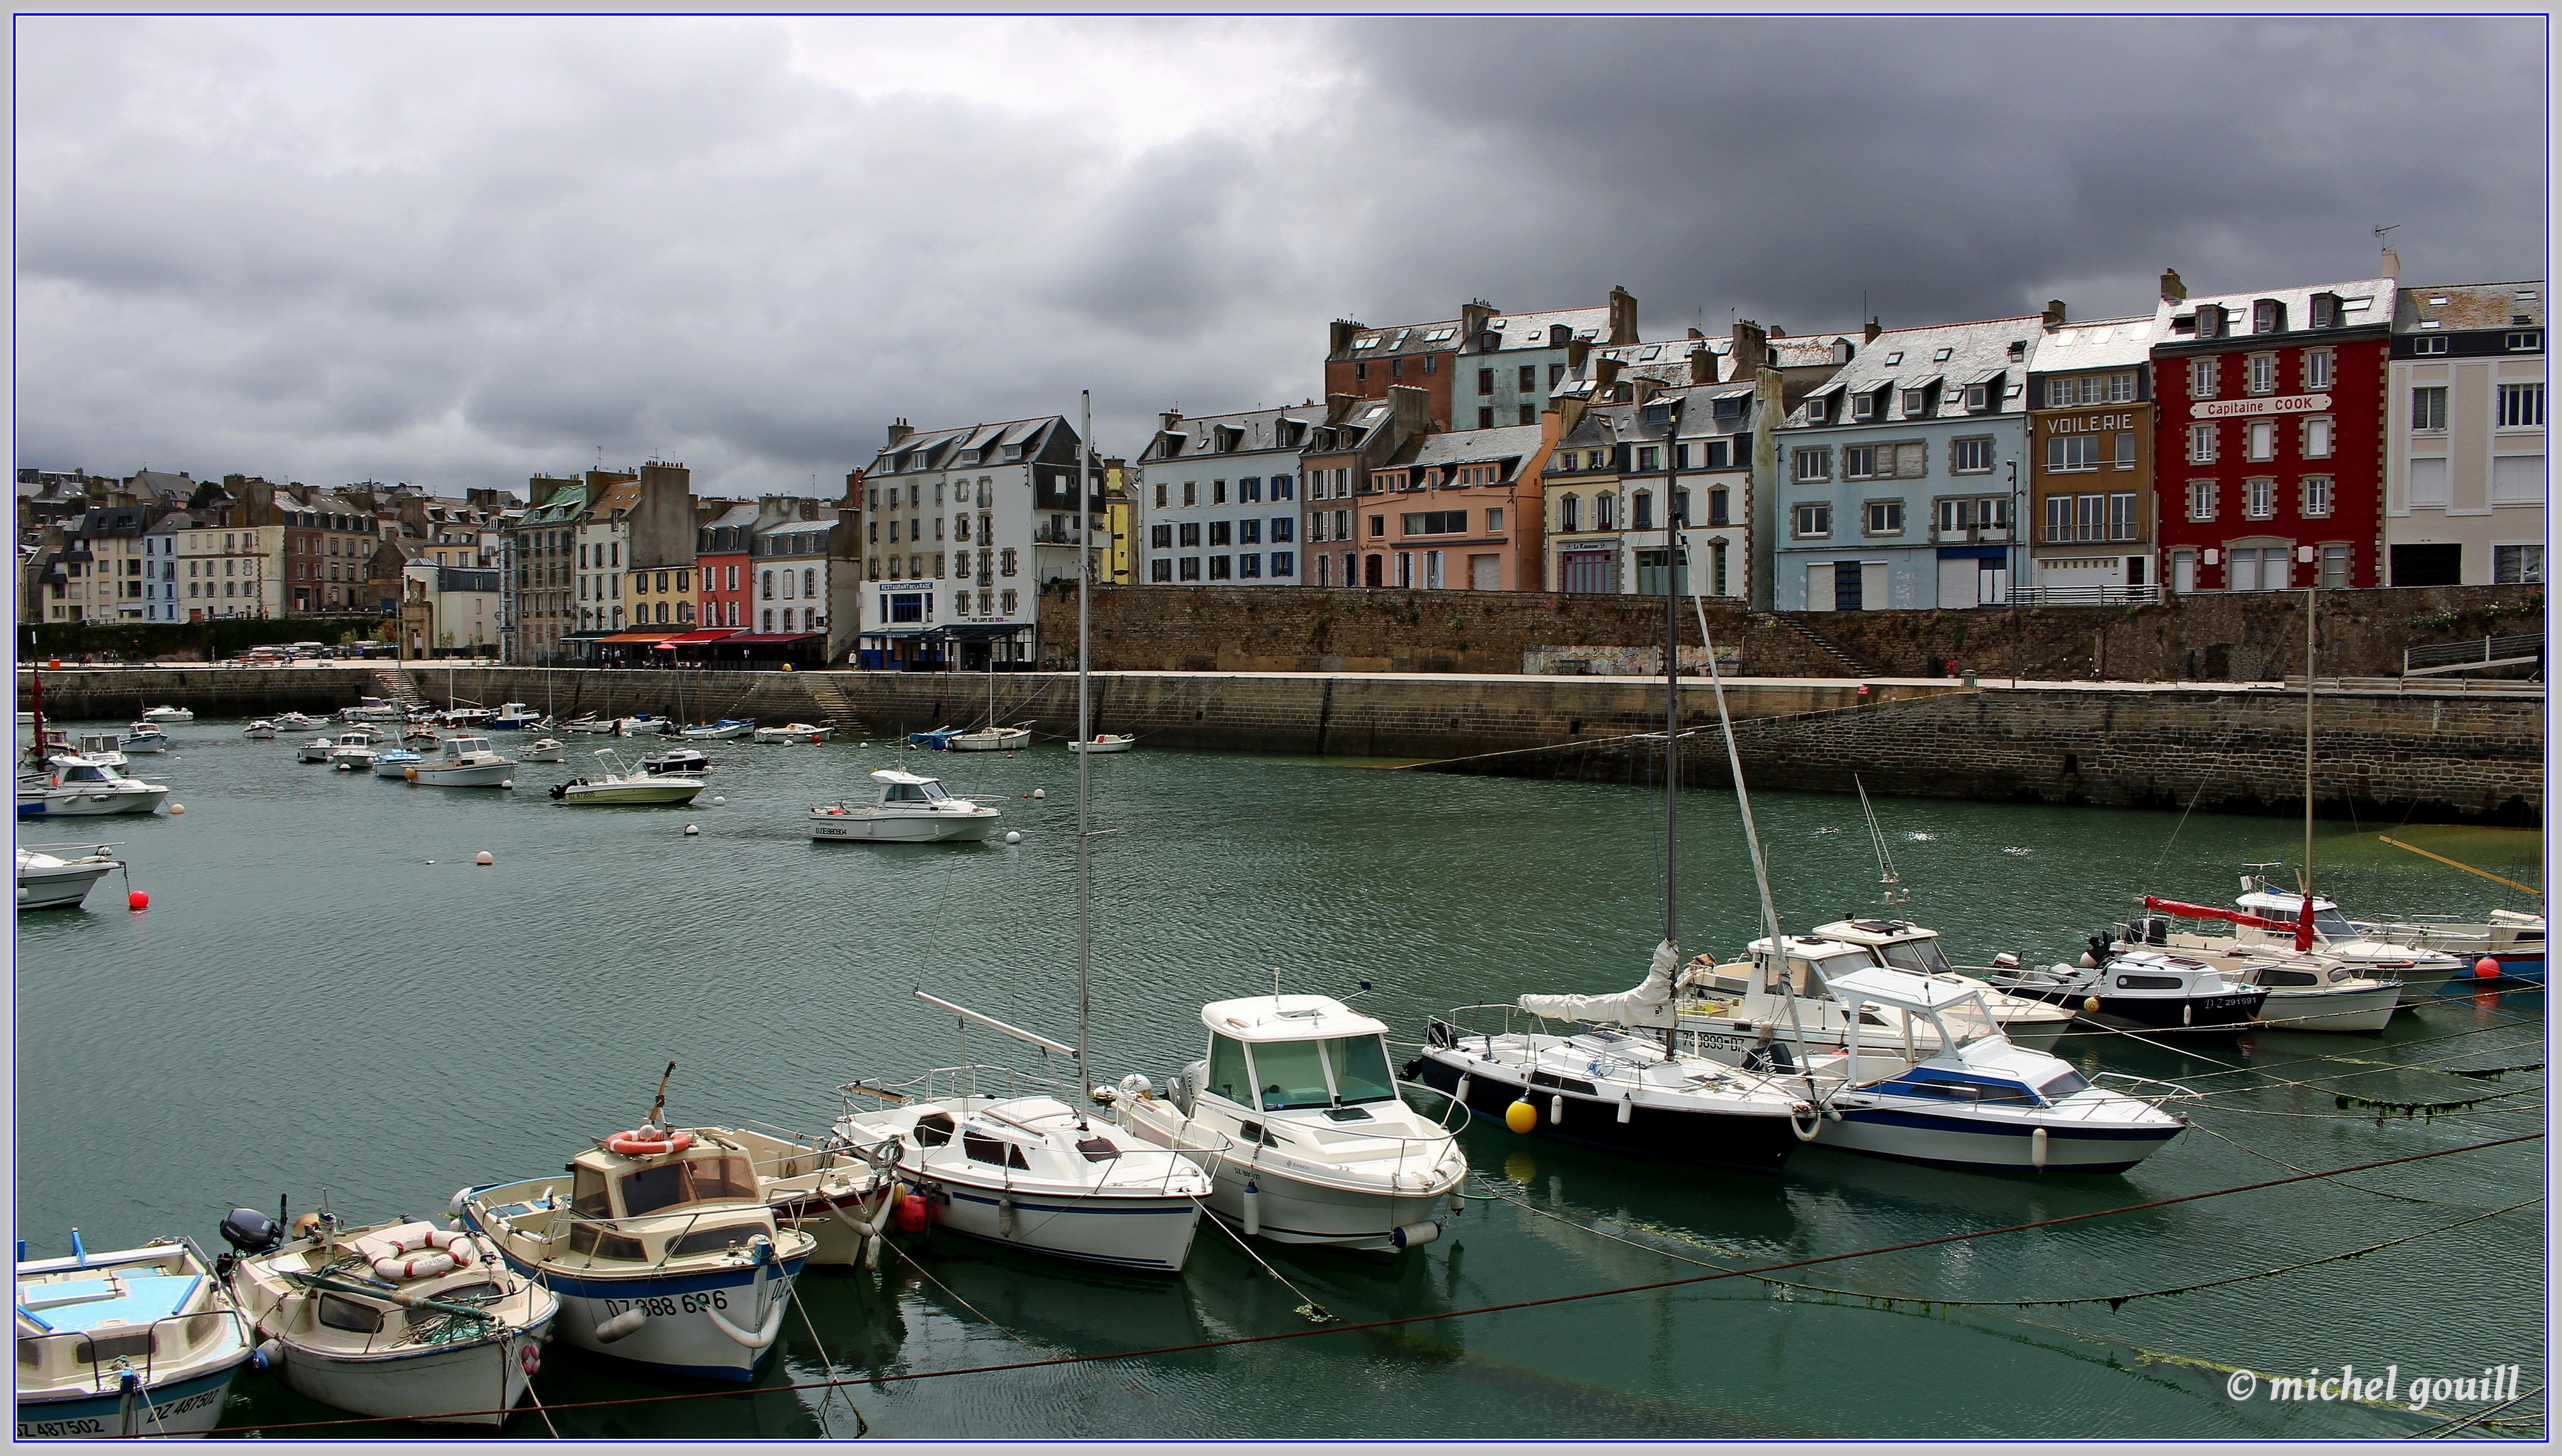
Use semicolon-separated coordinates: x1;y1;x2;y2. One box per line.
2373;224;2400;242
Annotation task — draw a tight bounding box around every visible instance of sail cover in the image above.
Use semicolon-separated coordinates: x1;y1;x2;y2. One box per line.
1519;940;1678;1026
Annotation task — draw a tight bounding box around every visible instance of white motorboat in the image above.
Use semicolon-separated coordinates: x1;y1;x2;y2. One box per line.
72;732;128;768
119;722;170;754
1660;934;2077;1067
559;715;610;735
2117;910;2401;1033
752;723;833;745
18;758;170;818
243;720;278;740
1069;734;1137;753
1986;947;2268;1032
620;714;677;736
1809;967;2188;1173
640;747;710;777
715;1126;902;1270
327;728;383;772
337;698;409;723
1809;917;2076;1051
1109;995;1470;1251
2358;907;2545;986
458;1111;817;1383
411;736;516;787
214;1205;556;1428
374;748;423;778
2228;880;2468;1002
486;703;541;731
518;738;567;764
296;733;344;763
680;719;755;740
139;704;193;724
944;725;1033;752
550;750;703;806
808;769;1000;843
15;1232;255;1439
17;846;122;910
440;708;497;729
273;712;325;730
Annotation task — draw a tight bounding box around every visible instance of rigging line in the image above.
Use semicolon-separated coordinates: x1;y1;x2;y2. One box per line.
1192;1198;1334;1325
2179;1117;2535;1206
1472;1175;2540;1314
2411;1382;2547;1439
2132;1014;2549;1086
2171;1041;2554;1104
2146;776;2216;879
788;1283;860;1439
196;1133;2545;1436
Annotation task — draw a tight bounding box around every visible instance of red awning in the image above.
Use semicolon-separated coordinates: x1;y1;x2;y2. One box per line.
719;633;826;644
595;630;674;644
652;629;741;647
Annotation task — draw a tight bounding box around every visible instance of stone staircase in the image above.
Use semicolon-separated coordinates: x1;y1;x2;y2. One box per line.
806;678;864;734
371;664;428;707
1766;616;1872;678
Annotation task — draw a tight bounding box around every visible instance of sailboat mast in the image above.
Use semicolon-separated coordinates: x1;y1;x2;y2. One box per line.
1663;401;1680;954
2303;584;2315;901
1074;393;1094;1116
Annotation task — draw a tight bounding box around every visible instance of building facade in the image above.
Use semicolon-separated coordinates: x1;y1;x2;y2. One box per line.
2385;280;2545;585
752;499;835;638
852;414;1088;667
1130;405;1313;586
696;500;759;631
2152;270;2396;594
1324;292;1639;431
1775;314;2043;610
2024;311;2163;601
1358;422;1547;591
1298;388;1434;588
1549;384;1761;603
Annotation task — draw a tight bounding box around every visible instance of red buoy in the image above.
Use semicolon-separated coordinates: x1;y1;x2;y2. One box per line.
126;891;149;911
2475;957;2500;979
892;1190;930;1234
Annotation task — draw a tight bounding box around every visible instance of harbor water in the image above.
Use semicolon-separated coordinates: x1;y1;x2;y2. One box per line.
15;720;2546;1439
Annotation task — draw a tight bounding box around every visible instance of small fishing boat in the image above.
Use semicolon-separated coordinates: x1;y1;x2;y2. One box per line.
2117;910;2402;1032
2362;908;2547;986
297;734;339;763
640;746;710;777
373;748;423;779
836;995;1213;1274
518;738;567;764
551;750;703;806
679;719;755;740
944;724;1033;753
17;758;170;818
456;1072;818;1383
243;720;278;740
327;727;383;773
559;715;611;735
752;723;832;745
119;722;170;754
486;703;541;731
1069;734;1137;754
214;1204;557;1428
411;736;516;787
1985;946;2267;1032
139;705;193;724
1808;917;2077;1050
15;1232;255;1438
17;846;123;910
72;732;128;768
808;769;1000;843
272;711;325;731
621;714;677;736
905;726;958;751
337;698;409;723
402;724;443;748
440;707;496;729
1109;994;1470;1250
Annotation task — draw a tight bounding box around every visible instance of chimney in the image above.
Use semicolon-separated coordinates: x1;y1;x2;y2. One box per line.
1158;410;1183;435
1688;346;1718;386
1606;285;1639;344
1460;300;1494;341
1686;327;1704;340
1329;318;1364;356
2380;246;2402;280
884;418;912;447
2043;299;2068;330
1566;337;1591;372
1730;319;1770;374
2159;268;2186;304
1864;316;1883;344
1594;358;1624;393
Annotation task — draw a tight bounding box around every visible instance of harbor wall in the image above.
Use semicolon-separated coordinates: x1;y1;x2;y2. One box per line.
20;665;2540;825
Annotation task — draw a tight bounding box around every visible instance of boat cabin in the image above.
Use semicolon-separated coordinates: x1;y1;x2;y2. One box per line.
2233;884;2356;943
46;760;129;787
1705;936;1877;999
562;1140;775;1264
441;736;496;760
1810;919;1962;978
1196;995;1402;1118
872;769;959;804
1823;966;2092;1103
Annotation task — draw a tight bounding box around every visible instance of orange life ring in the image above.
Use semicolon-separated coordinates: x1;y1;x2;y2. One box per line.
606;1129;693;1157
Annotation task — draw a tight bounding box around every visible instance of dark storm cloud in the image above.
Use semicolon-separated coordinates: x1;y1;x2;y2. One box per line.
11;16;2544;499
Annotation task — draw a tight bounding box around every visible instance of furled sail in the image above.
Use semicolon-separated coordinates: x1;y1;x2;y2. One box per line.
1519;940;1678;1026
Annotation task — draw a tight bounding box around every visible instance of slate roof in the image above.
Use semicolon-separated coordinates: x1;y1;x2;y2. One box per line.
2395;281;2545;334
1406;424;1545;468
2157;276;2396;342
1793;314;2044;423
2029;313;2164;374
1142;402;1329;463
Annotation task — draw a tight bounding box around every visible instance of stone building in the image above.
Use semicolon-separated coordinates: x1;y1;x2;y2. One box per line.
2024;308;2166;602
2385;279;2545;586
1324;291;1639;432
1298;388;1434;589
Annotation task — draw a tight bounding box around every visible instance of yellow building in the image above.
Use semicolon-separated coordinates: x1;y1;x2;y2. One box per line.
627;563;697;631
1103;460;1136;584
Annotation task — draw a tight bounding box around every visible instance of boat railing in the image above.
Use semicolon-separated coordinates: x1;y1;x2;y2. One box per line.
714;1121;899;1178
15;1302;251;1399
478;1189;803;1269
839;1065;1061;1112
2089;1071;2204;1108
1393;1078;1474;1137
1426;1002;1548;1053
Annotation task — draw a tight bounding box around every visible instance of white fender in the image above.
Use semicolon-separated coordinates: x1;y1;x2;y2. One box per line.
592;1307;649;1344
704;1288;790;1351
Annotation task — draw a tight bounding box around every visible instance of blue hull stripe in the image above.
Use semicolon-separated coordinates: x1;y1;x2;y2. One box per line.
1840;1108;2181;1143
466;1220;810;1300
943;1189;1194;1217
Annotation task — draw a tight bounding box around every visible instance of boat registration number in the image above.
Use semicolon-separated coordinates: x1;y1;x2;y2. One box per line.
601;1291;728;1318
18;1384;226;1438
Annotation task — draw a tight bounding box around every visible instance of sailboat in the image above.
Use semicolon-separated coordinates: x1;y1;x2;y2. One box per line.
836;398;1212;1271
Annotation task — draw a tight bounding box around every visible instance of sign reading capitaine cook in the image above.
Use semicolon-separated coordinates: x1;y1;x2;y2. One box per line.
2192;393;2330;420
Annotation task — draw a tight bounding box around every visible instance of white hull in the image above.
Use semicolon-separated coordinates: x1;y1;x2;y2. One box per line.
753;726;832;743
681;726;753;740
559;782;702;805
533;1264;800;1382
330;753;377;772
912;1173;1199;1272
1814;1105;2178;1173
18;786;167;817
1116;1110;1451;1250
374;757;420;778
1070;738;1135;754
413;762;516;786
141;708;193;723
810;809;998;843
271;1321;552;1427
2252;982;2402;1034
18;865;114;909
946;729;1031;752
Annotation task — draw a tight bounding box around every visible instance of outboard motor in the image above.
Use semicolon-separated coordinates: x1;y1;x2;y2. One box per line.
2082;933;2114;969
2132;915;2171;947
219;1208;284;1255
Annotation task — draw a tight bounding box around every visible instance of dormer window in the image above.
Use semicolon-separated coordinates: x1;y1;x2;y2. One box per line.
1803;396;1829;425
2310;293;2341;328
1900;388;1928;417
2195;305;2226;339
1964;383;1989;411
2253;299;2286;334
1852;394;1875;421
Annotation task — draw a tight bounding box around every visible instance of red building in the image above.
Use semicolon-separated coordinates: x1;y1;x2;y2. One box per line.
2151;268;2397;593
696;500;757;631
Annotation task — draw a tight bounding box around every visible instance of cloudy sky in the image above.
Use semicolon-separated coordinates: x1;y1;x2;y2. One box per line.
15;15;2545;500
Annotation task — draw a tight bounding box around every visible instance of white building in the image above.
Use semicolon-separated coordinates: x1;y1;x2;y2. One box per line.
2386;281;2545;584
1129;404;1315;585
852;415;1088;669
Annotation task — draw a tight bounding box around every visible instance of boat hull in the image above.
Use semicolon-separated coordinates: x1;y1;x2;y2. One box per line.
558;783;702;806
14;1359;243;1439
475;1247;804;1383
2253;983;2401;1033
1411;1050;1798;1175
1814;1104;2179;1175
17;787;167;818
1069;738;1135;754
810;810;998;843
1995;983;2266;1032
413;762;516;786
904;1174;1200;1273
269;1318;553;1427
944;731;1030;753
17;865;114;909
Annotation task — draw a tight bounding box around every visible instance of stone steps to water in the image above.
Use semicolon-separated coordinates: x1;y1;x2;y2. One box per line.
1765;615;1872;677
371;664;426;706
806;680;864;734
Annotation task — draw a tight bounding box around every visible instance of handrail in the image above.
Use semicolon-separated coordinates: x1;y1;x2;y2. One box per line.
15;1304;252;1398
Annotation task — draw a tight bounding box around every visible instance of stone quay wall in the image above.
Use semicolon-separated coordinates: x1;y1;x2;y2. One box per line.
22;664;2538;824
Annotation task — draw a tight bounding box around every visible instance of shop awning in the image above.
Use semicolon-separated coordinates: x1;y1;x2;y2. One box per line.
596;630;674;644
652;628;740;648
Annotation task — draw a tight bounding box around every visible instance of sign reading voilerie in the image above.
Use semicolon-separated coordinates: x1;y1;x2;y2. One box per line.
2191;393;2331;420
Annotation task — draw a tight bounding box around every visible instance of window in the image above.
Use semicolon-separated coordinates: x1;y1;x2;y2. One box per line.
1477;368;1496;395
1519;365;1537;391
1519;405;1536;426
2246;354;2277;394
1183;481;1198;506
2413;335;2450;355
2188;358;2218;398
2043;494;2071;542
1151;523;1172;549
2244;477;2276;519
2188;423;2218;463
1901;389;1928;417
1486;508;1503;532
1212;480;1227;506
1550;363;1566;386
1594;494;1617;530
2108;492;2139;541
1853;393;1876;421
1209;520;1231;547
2302;417;2334;458
1794;502;1831;537
1951;437;1993;474
1845;445;1880;478
2295;474;2334;518
1806;397;1831;424
2244;420;2276;461
1209;555;1231;580
1270;516;1294;543
1558;495;1580;532
2304;349;2333;389
2187;480;2217;522
1793;448;1831;482
1241;478;1262;503
2493;455;2545;502
999;548;1017;576
1153;481;1168;508
2507;331;2542;352
1477;407;1495;429
2412;386;2449;431
1149;558;1173;583
1238;553;1261;578
1368;514;1386;539
760;570;774;599
2494;544;2544;584
2048;435;2098;471
1402;510;1467;536
1271;551;1294;576
1178;522;1200;548
2498;383;2544;428
1273;473;1294;500
1864;500;1904;535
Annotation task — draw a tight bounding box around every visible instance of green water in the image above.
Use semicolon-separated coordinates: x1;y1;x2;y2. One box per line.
15;720;2546;1439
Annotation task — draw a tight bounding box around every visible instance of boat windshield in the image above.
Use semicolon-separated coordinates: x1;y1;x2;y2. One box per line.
1324;1034;1399;1104
1206;1034;1252;1104
1936;995;1999;1049
2040;1068;2092;1102
883;780;952;804
1878;938;1956;977
1248;1034;1397;1110
618;1154;757;1217
2313;909;2355;941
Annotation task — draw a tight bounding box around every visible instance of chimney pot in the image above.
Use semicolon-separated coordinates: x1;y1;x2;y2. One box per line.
2159;268;2187;304
2043;299;2068;329
1864;316;1883;344
885;419;912;446
2380;246;2402;280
